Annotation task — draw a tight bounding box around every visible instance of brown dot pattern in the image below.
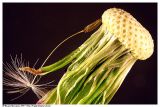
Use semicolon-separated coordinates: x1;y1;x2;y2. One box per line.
102;8;154;60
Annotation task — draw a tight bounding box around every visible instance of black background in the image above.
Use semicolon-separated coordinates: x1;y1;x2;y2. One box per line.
3;3;157;104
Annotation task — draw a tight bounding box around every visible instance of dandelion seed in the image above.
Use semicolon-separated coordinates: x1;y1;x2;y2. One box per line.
3;54;54;101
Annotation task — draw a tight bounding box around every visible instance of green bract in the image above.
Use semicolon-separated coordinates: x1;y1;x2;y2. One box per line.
37;8;154;104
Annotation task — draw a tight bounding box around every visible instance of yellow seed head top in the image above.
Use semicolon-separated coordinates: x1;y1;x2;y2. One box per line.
102;8;154;60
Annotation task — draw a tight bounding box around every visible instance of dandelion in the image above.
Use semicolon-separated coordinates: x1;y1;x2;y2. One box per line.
3;55;54;101
37;8;154;104
4;8;154;104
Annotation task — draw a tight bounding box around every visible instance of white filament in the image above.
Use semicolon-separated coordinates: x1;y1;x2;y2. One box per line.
3;54;54;101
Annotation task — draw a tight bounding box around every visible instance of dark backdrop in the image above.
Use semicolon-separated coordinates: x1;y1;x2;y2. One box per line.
3;3;157;104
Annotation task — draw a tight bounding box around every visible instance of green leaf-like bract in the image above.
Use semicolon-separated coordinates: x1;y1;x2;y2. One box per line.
38;26;136;104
